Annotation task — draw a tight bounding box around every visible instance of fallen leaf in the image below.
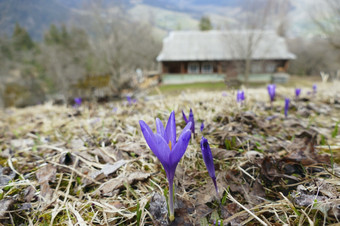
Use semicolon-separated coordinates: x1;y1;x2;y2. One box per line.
284;130;330;165
24;186;36;202
36;164;56;201
211;148;237;160
94;172;150;196
149;192;169;225
90;160;127;182
10;139;34;148
0;199;14;218
0;166;16;186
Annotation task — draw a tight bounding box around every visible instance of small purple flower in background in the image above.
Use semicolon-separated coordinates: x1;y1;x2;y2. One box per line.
266;115;278;121
295;88;301;98
222;91;227;97
73;97;82;107
127;96;132;105
236;90;245;103
139;111;192;221
267;84;276;102
200;121;204;132
200;136;219;197
112;107;118;113
127;95;137;105
284;98;290;118
313;84;317;94
182;109;195;136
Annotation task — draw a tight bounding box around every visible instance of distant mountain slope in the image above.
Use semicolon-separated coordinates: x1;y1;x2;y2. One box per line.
129;4;199;31
0;0;323;40
0;0;72;40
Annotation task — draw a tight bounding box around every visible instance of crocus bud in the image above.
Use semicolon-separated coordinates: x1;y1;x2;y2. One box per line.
236;90;245;103
200;136;218;196
182;109;195;136
284;98;290;118
74;97;82;107
267;84;276;102
313;84;317;94
295;88;301;98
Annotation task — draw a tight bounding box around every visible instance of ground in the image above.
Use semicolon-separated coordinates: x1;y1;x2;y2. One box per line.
0;80;339;225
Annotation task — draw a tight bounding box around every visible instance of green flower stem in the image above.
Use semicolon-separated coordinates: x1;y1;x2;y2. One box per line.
169;181;175;221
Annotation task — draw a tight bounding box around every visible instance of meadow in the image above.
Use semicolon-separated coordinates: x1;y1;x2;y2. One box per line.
0;81;339;225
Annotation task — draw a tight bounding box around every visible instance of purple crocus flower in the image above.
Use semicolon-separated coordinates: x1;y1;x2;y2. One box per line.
139;111;192;221
73;97;82;107
200;121;204;132
182;109;195;136
313;84;317;93
200;136;219;196
284;98;290;118
127;96;132;105
236;90;245;103
267;84;276;102
295;88;301;98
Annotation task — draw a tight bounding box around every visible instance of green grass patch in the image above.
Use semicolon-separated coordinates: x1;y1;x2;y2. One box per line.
150;82;227;95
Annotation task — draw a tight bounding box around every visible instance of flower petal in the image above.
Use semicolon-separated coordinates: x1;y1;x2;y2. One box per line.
153;134;171;172
165;111;177;147
182;110;188;124
180;121;191;138
139;120;157;152
170;129;191;167
189;109;195;134
200;136;216;179
156;118;165;138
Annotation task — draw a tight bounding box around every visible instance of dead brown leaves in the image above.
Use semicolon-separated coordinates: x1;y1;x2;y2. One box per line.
36;164;57;202
0;84;339;224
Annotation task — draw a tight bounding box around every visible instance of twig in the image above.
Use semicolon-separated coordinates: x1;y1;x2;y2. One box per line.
228;192;268;226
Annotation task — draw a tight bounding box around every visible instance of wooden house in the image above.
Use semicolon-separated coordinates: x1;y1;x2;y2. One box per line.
156;30;296;84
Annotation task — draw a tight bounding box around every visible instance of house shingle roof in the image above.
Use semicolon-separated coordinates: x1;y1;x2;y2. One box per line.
157;30;296;61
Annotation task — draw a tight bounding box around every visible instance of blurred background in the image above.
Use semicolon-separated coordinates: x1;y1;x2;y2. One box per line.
0;0;339;108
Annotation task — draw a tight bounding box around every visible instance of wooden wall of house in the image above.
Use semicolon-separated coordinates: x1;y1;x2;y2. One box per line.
162;60;290;74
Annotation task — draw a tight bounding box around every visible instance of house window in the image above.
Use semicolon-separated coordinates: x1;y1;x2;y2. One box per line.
201;62;213;74
188;62;200;74
251;62;262;73
265;62;276;73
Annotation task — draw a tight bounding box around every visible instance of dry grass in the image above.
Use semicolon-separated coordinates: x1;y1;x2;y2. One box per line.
0;81;339;225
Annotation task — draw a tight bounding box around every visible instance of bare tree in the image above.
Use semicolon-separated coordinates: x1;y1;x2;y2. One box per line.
223;0;291;86
287;37;339;76
40;26;89;101
75;1;161;93
311;0;340;49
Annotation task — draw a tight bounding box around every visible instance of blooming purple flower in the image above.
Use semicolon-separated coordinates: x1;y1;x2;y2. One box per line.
139;111;192;221
200;136;219;196
295;88;301;98
284;98;290;118
200;121;204;132
222;91;227;97
73;97;82;107
267;84;276;102
182;109;195;136
313;84;317;93
236;90;245;103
